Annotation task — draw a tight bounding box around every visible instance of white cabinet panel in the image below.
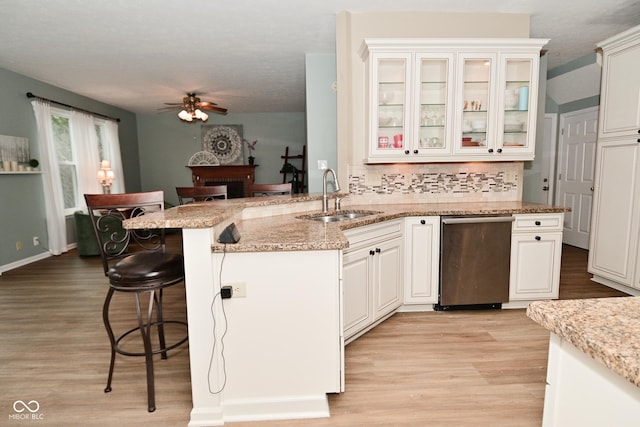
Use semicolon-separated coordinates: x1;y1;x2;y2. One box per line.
510;213;564;301
588;138;640;287
404;217;440;304
510;232;562;300
343;220;404;340
343;247;374;337
597;32;640;138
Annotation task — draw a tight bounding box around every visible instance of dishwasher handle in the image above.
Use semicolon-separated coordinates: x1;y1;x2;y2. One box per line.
442;216;514;225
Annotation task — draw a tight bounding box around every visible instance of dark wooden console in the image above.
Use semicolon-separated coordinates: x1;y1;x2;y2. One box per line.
188;165;257;198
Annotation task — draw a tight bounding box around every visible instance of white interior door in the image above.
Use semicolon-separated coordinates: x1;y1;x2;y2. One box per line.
555;107;599;249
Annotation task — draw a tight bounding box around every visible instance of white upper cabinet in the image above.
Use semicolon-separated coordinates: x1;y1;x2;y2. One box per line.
361;38;548;163
596;26;640;139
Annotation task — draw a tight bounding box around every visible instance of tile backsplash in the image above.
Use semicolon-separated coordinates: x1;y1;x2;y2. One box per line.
348;162;523;203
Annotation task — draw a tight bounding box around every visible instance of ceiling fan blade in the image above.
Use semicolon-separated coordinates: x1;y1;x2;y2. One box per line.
163;102;184;106
200;105;228;114
198;101;219;107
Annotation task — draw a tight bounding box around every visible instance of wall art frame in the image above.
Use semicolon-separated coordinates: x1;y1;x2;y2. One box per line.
201;124;244;165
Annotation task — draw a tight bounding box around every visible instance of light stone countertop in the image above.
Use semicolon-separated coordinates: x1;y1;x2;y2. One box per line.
123;194;568;253
527;297;640;388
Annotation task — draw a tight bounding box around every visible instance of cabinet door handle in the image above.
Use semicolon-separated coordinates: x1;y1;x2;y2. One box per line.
488;148;494;153
420;219;426;225
535;221;541;226
535;236;541;241
375;247;381;253
413;150;419;154
497;148;503;153
369;250;375;256
404;150;410;155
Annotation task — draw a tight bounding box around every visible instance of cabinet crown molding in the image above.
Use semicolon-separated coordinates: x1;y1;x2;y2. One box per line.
360;38;550;58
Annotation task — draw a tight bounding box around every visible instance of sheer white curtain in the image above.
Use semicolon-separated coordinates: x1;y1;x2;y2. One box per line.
104;120;125;193
31;99;67;255
71;110;102;196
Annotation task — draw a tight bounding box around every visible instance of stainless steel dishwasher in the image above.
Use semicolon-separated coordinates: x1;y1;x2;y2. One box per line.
435;215;514;310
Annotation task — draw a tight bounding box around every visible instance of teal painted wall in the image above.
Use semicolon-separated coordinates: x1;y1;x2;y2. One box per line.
305;53;337;193
136;111;306;206
0;67;138;269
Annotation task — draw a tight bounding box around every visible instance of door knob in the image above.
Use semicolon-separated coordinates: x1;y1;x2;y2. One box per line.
591;187;594;191
535;236;541;241
488;148;494;153
375;248;381;253
413;150;418;154
404;150;410;155
497;148;502;153
369;250;375;256
420;219;426;225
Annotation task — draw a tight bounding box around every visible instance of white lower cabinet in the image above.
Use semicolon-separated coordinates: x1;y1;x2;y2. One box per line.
343;220;403;340
403;217;440;304
509;213;563;300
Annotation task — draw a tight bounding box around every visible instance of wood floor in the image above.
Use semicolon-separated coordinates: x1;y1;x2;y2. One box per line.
0;241;627;426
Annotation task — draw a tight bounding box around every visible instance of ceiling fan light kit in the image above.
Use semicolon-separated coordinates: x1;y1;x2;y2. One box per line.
178;108;208;122
168;92;228;123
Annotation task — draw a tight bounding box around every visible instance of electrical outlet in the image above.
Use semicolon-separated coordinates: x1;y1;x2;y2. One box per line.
16;241;22;251
33;236;40;246
229;282;247;298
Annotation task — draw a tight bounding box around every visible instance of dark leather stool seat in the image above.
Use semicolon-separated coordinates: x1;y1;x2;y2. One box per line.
109;251;184;290
85;191;188;413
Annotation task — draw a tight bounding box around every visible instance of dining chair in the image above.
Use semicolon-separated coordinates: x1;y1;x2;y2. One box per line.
249;182;292;197
84;191;188;412
176;185;227;204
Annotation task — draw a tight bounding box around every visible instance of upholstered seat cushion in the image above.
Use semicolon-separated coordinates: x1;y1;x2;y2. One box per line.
108;251;184;290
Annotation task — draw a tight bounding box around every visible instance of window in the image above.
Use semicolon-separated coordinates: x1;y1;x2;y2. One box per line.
51;108;111;215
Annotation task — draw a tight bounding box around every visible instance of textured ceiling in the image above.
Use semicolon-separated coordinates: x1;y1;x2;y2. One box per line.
1;0;639;114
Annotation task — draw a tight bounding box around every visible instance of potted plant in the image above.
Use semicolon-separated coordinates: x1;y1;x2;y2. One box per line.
244;139;258;165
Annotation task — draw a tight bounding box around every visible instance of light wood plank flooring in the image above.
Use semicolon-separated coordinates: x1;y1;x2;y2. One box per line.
0;240;627;426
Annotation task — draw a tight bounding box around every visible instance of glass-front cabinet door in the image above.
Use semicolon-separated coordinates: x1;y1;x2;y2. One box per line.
454;53;497;155
370;53;411;157
414;53;454;156
497;54;537;156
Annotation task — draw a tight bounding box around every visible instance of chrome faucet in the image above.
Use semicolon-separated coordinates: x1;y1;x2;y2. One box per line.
322;168;341;213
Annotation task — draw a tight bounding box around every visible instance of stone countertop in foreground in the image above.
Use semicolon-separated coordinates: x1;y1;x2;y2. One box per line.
527;297;640;388
124;194;568;253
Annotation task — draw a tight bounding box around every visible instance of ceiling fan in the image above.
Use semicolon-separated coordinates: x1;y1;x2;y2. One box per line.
163;93;227;122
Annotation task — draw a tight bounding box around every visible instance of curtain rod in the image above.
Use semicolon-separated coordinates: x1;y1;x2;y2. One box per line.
26;92;121;122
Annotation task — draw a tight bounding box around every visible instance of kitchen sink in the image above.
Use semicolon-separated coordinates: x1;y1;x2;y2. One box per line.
298;210;381;223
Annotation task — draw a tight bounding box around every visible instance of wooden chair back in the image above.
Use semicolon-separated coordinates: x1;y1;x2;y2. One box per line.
84;191;166;276
176;185;227;204
249;183;292;197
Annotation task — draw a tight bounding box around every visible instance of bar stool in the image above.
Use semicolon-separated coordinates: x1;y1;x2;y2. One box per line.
84;191;188;412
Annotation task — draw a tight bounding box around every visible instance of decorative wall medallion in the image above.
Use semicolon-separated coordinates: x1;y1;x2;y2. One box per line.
201;125;244;165
188;151;220;166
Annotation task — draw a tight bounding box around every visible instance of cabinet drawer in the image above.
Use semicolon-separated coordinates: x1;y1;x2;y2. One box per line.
512;213;564;232
344;219;403;249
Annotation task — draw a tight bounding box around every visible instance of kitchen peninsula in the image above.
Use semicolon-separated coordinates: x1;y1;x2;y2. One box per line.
124;194;567;426
527;297;640;426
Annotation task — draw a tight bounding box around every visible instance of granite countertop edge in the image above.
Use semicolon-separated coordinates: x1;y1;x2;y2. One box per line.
527;297;640;389
123;196;568;253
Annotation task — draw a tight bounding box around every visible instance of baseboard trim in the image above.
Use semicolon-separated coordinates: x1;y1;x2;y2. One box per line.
0;243;77;275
